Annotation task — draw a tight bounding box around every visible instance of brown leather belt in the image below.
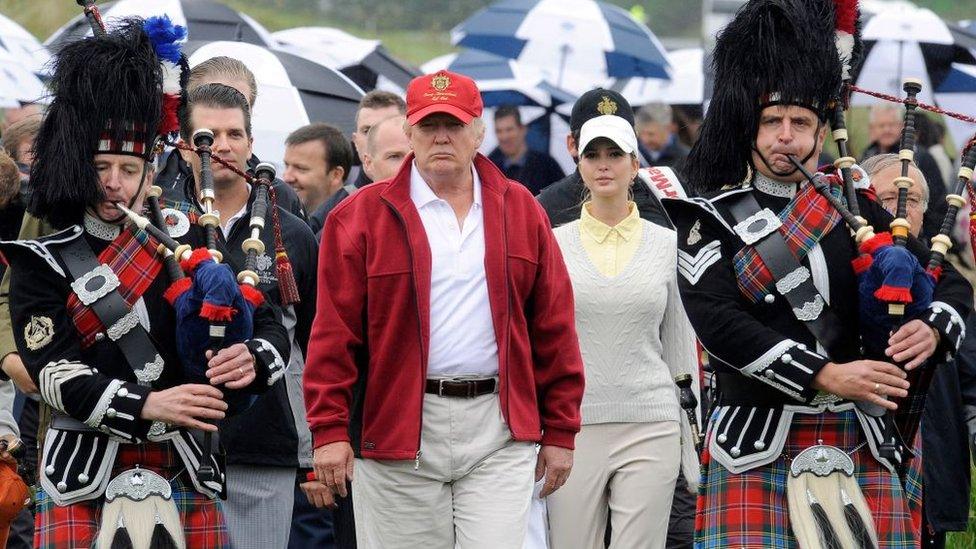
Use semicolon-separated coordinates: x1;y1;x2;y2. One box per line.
425;378;497;398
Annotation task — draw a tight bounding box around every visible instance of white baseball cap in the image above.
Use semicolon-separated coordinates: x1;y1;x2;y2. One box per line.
578;115;639;155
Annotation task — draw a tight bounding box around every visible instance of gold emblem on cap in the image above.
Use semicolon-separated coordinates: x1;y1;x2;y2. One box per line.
25;315;54;351
431;73;451;92
597;96;618;115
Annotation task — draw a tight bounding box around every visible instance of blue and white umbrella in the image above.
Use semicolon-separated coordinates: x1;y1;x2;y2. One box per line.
185;41;364;171
450;0;670;96
934;63;976;150
611;48;705;107
0;12;50;76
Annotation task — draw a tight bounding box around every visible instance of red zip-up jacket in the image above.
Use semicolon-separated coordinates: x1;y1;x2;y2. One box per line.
303;153;584;460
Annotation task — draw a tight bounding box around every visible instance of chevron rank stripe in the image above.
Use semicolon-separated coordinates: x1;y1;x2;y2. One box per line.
679;240;721;285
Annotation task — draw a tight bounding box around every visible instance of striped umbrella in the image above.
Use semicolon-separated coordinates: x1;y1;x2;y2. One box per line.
184;40;364;170
0;12;50;76
45;0;274;51
273;27;419;94
450;0;670;96
611;48;705;107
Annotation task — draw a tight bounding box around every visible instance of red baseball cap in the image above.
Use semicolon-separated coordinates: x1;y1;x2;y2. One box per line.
406;70;484;125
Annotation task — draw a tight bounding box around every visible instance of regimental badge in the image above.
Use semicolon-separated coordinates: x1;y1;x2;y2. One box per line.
687;219;702;246
161;208;190;238
431;73;451;91
597;95;618;115
24;315;54;351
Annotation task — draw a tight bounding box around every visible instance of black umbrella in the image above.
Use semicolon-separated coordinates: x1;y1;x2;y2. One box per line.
44;0;274;51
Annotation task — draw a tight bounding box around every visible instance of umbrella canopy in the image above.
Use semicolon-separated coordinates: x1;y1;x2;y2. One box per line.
934;63;976;150
272;27;419;94
184;40;364;169
451;0;670;96
0;13;50;75
853;5;976;107
422;49;576;108
611;48;704;107
45;0;274;51
0;46;47;107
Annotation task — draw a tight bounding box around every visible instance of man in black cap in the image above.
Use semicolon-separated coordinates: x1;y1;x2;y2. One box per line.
536;89;672;230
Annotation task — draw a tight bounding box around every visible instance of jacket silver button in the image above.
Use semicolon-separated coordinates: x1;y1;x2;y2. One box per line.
117;387;129;397
797;343;807;350
754;441;766;450
106;408;117;418
57;481;67;492
781;354;793;364
764;294;775;304
717;434;727;443
45;465;55;475
94;332;105;342
730;447;741;457
78;473;89;483
765;369;776;379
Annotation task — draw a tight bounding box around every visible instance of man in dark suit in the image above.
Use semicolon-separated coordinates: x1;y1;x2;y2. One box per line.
636;102;689;171
487;105;564;195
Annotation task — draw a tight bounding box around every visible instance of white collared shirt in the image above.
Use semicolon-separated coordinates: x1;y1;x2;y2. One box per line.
410;162;499;377
220;184;251;239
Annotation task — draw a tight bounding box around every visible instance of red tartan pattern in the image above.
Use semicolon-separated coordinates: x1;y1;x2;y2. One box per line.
66;228;163;348
34;442;229;549
695;410;920;548
733;183;843;303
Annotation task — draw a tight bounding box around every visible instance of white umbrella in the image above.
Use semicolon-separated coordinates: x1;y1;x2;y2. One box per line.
45;0;275;51
612;48;704;107
934;63;976;150
185;41;364;171
0;12;50;75
853;5;967;107
0;46;47;107
273;27;418;94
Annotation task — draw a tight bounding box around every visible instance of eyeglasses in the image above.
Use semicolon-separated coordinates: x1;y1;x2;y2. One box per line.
879;195;927;211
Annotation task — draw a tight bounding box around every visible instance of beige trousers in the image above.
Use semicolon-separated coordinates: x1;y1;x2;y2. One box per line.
352;391;537;549
546;421;680;549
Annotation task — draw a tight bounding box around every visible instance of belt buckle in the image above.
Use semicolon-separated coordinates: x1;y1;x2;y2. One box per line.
438;379;448;397
467;380;476;398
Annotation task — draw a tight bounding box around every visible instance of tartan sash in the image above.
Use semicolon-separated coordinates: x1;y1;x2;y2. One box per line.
67;228;162;348
733;182;843;303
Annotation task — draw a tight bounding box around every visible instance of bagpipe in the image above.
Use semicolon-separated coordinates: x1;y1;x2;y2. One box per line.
790;77;976;466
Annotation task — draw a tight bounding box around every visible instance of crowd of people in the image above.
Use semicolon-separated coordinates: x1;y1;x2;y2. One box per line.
1;1;976;548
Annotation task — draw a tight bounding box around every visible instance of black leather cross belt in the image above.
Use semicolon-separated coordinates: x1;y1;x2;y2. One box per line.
425;378;498;398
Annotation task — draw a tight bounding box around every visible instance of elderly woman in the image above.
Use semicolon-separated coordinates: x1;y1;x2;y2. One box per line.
547;115;699;549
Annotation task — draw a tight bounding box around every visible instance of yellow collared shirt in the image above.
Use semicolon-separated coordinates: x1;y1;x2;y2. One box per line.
579;201;642;277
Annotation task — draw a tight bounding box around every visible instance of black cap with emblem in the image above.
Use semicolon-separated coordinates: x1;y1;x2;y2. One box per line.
570;88;634;135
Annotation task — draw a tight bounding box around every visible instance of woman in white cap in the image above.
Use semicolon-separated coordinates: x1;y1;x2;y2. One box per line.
547;115;699;549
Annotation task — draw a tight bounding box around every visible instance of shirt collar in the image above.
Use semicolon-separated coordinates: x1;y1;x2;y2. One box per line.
409;161;482;210
580;201;640;243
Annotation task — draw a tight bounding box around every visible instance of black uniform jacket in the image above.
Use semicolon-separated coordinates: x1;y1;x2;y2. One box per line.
665;183;971;472
0;221;290;503
162;181;319;469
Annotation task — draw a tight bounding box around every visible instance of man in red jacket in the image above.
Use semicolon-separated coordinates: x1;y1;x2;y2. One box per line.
303;70;585;547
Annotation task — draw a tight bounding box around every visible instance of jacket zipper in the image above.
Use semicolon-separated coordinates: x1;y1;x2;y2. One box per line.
382;197;426;470
502;195;513;434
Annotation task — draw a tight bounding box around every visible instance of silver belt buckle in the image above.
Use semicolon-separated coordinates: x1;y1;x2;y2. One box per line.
438;379;448;397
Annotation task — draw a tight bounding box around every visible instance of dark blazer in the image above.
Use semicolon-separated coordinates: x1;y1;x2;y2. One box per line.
487;147;565;195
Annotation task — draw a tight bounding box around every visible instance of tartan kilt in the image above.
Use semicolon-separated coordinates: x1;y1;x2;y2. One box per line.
34;441;229;549
695;409;921;549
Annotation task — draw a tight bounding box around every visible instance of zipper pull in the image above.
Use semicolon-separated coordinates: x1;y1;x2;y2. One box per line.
414;450;422;470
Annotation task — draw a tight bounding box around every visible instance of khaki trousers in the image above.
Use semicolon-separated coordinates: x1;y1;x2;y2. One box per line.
546;421;680;549
353;391;537;549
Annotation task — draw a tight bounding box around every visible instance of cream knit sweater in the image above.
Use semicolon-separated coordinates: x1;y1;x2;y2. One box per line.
554;218;701;489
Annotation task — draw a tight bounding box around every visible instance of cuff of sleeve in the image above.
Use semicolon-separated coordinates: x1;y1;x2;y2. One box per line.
922;301;967;359
740;340;828;403
311;424;351;450
84;380;152;442
246;338;287;393
541;426;577;450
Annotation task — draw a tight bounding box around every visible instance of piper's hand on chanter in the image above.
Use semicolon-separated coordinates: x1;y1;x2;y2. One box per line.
812;360;910;410
205;343;256;389
886;319;940;370
141;384;227;432
313;441;354;498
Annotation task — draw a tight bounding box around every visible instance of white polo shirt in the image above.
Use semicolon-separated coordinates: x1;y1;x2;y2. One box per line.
409;162;499;378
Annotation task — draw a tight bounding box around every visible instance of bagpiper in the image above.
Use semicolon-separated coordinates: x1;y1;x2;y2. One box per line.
0;17;290;548
665;0;972;547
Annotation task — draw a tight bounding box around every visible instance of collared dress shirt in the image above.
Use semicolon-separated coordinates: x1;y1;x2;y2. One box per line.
409;163;499;377
579;201;642;277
